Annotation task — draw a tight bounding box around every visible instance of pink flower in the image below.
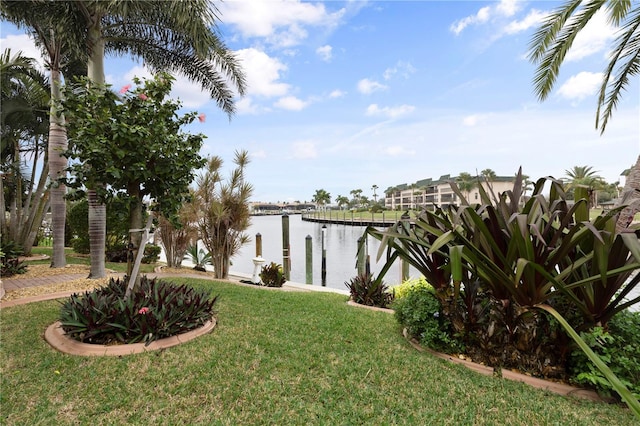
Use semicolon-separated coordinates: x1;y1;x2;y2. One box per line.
138;307;150;315
138;93;148;100
198;113;206;123
119;84;131;94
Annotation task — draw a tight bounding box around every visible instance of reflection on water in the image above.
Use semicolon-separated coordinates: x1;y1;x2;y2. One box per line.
231;214;413;291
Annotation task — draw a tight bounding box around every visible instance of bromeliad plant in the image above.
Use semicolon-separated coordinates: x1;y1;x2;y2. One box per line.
345;273;394;308
59;277;218;345
365;168;640;416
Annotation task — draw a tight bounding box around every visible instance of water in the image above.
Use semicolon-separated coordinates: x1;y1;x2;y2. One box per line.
230;214;411;291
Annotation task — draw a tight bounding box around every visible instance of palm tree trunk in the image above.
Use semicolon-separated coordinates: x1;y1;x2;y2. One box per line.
48;66;67;267
616;155;640;233
87;188;106;278
85;21;108;277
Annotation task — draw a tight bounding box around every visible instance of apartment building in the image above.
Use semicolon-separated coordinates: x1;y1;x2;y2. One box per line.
384;174;515;211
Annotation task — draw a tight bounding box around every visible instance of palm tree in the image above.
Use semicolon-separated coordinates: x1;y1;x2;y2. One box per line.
350;188;363;209
0;49;50;253
564;165;603;209
2;1;87;267
481;168;497;193
371;184;379;203
335;195;349;210
528;0;640;232
456;172;477;204
3;0;246;276
312;189;331;211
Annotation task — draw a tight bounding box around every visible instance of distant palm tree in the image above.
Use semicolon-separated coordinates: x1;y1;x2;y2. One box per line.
481;168;497;193
371;184;379;203
456;172;477;204
335;195;349;210
312;189;331;211
528;0;640;232
565;165;603;208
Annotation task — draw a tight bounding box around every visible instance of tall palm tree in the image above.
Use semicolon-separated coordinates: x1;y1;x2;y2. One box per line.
76;0;246;278
335;195;349;210
3;0;246;276
0;49;51;253
481;168;497;193
528;0;640;232
371;184;379;203
1;1;87;267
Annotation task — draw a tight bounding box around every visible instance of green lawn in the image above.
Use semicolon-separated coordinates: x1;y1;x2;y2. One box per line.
1;278;636;425
28;246;157;273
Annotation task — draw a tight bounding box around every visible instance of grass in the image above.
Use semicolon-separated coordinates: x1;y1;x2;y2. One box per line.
1;277;637;425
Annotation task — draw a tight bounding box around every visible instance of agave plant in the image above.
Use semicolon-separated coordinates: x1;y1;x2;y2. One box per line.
184;245;212;272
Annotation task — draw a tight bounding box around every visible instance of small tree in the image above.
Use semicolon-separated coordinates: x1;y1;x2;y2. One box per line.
62;73;206;284
194;151;253;279
157;199;199;268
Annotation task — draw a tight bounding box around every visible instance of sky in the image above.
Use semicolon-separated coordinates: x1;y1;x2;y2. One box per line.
2;0;639;204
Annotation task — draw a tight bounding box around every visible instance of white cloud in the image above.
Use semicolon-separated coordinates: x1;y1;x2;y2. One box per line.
383;61;416;80
566;9;615;62
357;78;388;94
235;48;290;97
366;104;415;119
504;9;547;35
557;71;603;101
219;1;345;48
0;34;45;70
275;96;308;111
251;149;267;159
450;6;491;35
329;89;346;98
450;0;524;35
236;97;261;115
291;141;317;159
316;45;332;62
463;114;487;126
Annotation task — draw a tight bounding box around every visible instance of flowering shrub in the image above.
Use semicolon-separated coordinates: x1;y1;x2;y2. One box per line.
59;277;217;345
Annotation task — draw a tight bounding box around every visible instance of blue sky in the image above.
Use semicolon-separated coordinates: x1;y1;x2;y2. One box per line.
2;0;638;204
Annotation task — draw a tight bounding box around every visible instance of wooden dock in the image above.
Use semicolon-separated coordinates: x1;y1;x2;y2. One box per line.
301;213;407;227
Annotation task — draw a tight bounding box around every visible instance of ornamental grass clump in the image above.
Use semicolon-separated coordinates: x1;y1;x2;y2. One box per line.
59;276;218;345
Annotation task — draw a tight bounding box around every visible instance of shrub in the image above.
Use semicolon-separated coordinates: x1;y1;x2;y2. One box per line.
392;276;433;300
393;283;462;353
570;309;640;400
185;245;212;272
0;241;27;277
59;277;218;345
71;237;90;254
259;262;286;287
142;244;161;264
345;273;393;308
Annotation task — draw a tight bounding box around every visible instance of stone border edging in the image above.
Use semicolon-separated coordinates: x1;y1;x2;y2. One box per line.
44;319;216;356
405;337;603;402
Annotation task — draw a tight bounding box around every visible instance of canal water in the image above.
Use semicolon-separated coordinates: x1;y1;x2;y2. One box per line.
230;214;412;291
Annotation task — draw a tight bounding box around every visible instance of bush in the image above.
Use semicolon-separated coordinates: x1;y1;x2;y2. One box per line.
570;309;640;400
142;244;161;264
345;273;393;308
259;262;286;287
71;237;90;254
393;283;462;353
392;276;433;300
0;241;27;277
59;277;218;345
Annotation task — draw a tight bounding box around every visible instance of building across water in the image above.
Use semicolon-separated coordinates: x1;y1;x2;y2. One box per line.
384;174;516;211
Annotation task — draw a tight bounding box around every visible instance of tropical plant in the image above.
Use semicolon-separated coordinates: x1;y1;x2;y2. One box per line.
185;245;212;272
312;189;331;211
1;1;88;268
455;172;476;203
142;244;161;264
158;201;199;268
528;0;640;233
371;184;379;203
335;195;349;210
259;262;286;287
0;49;50;254
2;0;246;276
365;168;640;415
345;273;393;308
194;151;253;279
59;276;218;345
62;73;207;284
0;240;26;277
